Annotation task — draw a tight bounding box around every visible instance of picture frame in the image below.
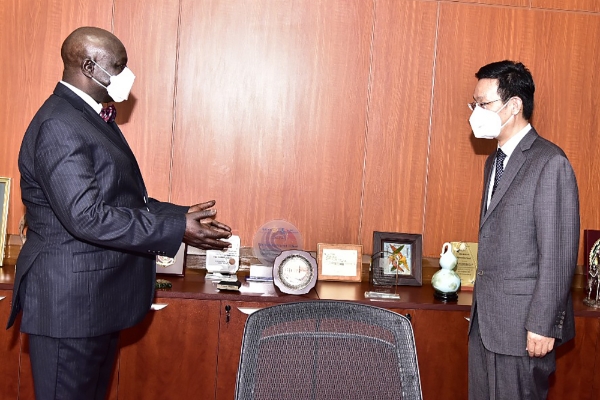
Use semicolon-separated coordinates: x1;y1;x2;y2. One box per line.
0;177;11;267
156;242;186;276
372;231;422;286
316;243;363;282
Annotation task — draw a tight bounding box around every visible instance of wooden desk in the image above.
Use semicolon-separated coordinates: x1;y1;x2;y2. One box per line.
1;263;598;400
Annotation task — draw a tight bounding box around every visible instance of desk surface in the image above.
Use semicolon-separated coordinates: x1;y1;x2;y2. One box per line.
1;263;597;316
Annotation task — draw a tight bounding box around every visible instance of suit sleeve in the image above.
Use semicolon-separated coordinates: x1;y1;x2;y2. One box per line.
146;198;189;215
526;154;580;339
34;118;185;257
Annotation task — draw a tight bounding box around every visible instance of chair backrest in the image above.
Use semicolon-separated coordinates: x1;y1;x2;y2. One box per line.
234;300;422;400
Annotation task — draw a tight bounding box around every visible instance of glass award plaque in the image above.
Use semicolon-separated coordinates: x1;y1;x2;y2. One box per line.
252;220;303;266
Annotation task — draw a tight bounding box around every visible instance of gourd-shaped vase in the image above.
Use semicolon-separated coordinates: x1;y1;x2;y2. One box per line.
431;242;461;301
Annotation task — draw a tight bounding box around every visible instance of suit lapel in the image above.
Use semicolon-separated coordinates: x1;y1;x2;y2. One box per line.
480;128;538;227
53;83;148;197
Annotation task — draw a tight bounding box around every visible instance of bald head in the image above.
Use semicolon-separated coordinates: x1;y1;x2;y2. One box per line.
60;27;129;103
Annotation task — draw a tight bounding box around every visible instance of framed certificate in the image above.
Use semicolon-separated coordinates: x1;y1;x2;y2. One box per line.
317;243;363;282
0;177;10;267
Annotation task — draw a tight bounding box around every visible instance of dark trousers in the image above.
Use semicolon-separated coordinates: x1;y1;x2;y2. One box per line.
468;311;556;400
28;332;120;400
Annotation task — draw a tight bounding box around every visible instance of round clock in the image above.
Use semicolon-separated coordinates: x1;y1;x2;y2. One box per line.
273;250;317;295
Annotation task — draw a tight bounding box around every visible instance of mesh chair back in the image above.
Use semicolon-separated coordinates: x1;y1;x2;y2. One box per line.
234;300;422;400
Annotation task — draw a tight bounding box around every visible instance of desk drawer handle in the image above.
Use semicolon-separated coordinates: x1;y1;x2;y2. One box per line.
237;307;263;315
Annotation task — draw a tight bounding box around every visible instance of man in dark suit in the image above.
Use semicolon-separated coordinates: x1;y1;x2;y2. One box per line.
7;26;232;400
467;61;580;399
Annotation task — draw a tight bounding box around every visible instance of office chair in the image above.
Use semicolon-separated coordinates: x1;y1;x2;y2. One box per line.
234;300;422;400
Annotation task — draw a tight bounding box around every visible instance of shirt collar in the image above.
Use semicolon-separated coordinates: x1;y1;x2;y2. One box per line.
498;123;532;159
59;81;103;114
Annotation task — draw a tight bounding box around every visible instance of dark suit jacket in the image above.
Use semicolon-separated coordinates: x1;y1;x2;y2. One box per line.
7;83;188;338
468;127;580;356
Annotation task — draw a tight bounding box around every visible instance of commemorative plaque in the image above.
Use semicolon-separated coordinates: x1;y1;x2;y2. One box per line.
252;220;303;266
273;250;317;295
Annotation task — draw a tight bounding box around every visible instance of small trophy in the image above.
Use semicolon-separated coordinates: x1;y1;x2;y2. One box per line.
584;242;600;308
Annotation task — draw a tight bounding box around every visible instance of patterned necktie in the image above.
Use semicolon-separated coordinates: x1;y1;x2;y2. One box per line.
492;148;506;197
100;104;117;123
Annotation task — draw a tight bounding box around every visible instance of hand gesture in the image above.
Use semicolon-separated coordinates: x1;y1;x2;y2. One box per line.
183;200;232;250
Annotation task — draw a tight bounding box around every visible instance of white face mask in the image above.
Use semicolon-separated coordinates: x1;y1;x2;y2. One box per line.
92;61;135;103
469;101;512;139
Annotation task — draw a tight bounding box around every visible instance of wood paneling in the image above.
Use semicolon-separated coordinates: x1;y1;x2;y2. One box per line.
0;293;19;400
533;0;600;12
216;301;279;400
455;0;528;6
118;298;221;399
113;0;181;202
1;0;599;264
410;309;470;400
361;0;438;252
172;0;372;250
429;3;600;261
0;0;111;233
548;316;600;400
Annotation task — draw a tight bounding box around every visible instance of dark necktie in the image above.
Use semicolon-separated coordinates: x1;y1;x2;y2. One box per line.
492;148;506;197
100;104;117;123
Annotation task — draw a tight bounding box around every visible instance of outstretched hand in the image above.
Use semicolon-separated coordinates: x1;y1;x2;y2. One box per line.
183;200;232;250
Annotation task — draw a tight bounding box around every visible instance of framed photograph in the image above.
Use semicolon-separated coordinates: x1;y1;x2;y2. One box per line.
0;177;11;267
156;242;186;276
372;232;422;286
317;243;363;282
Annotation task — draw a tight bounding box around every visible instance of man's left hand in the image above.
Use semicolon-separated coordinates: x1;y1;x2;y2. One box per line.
526;331;555;357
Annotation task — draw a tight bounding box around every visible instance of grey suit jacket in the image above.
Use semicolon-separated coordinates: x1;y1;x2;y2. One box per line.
468;127;579;356
7;83;188;338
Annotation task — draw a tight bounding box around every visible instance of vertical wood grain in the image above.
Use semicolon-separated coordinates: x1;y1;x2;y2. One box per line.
118;299;221;399
453;0;529;6
1;0;599;266
113;0;180;202
360;0;438;253
0;0;111;233
548;316;600;400
533;0;600;12
172;0;372;250
429;3;600;262
0;293;20;399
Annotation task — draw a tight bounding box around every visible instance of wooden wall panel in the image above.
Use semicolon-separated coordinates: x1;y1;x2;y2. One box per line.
429;3;600;261
0;0;111;233
548;316;600;400
449;0;528;6
172;0;372;249
360;0;438;253
113;0;180;202
533;0;600;12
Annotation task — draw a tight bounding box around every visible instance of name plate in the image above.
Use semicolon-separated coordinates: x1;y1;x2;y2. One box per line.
451;242;478;290
206;235;241;274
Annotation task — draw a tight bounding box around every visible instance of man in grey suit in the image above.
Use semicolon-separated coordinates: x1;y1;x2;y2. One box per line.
467;61;580;399
7;27;232;399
